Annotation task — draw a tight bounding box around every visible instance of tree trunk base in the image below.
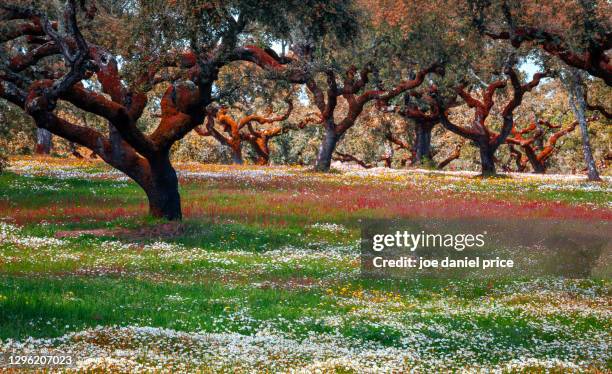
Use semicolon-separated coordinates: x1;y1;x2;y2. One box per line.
479;145;497;177
414;122;433;165
35;128;52;155
144;157;182;221
587;174;603;182
315;125;339;172
231;148;243;165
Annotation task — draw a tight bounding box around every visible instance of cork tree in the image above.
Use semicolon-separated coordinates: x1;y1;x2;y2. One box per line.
241;0;454;172
249;50;444;171
382;87;461;166
319;65;446;171
241;102;295;166
195;96;294;165
437;66;547;175
0;0;357;219
506;118;582;173
470;0;611;86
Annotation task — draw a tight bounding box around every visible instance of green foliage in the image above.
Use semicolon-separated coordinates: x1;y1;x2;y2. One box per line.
119;0;361;78
0;100;35;155
0;149;6;173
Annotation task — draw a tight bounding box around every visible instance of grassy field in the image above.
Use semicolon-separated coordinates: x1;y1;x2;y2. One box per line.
0;156;611;372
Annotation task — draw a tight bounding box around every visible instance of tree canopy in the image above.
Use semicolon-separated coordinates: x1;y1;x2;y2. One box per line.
1;0;610;220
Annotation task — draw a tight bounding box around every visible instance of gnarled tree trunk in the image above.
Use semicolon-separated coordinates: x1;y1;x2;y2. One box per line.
230;146;243;165
523;147;546;173
250;137;271;165
141;154;182;220
478;140;497;176
568;70;601;181
414;120;434;163
315;122;339;172
0;2;321;223
437;67;546;178
35;128;52;154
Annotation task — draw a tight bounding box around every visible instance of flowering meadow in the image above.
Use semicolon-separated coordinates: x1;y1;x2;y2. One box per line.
0;156;610;372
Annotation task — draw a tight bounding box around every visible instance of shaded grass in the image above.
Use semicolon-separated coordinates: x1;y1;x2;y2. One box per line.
0;172;141;208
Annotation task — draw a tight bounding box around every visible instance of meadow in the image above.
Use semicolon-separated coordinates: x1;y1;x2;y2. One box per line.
0;156;610;372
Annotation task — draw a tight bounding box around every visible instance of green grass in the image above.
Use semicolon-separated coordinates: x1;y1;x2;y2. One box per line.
0;172;142;208
0;165;610;370
0;276;336;340
1;274;607;366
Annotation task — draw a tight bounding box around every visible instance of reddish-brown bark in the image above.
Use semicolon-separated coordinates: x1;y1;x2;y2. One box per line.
195;97;293;165
486;29;611;86
0;2;298;220
504;145;526;172
473;1;612;86
196;108;245;164
437;67;547;175
506;118;586;173
248;48;444;171
310;64;443;171
242;104;293;166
